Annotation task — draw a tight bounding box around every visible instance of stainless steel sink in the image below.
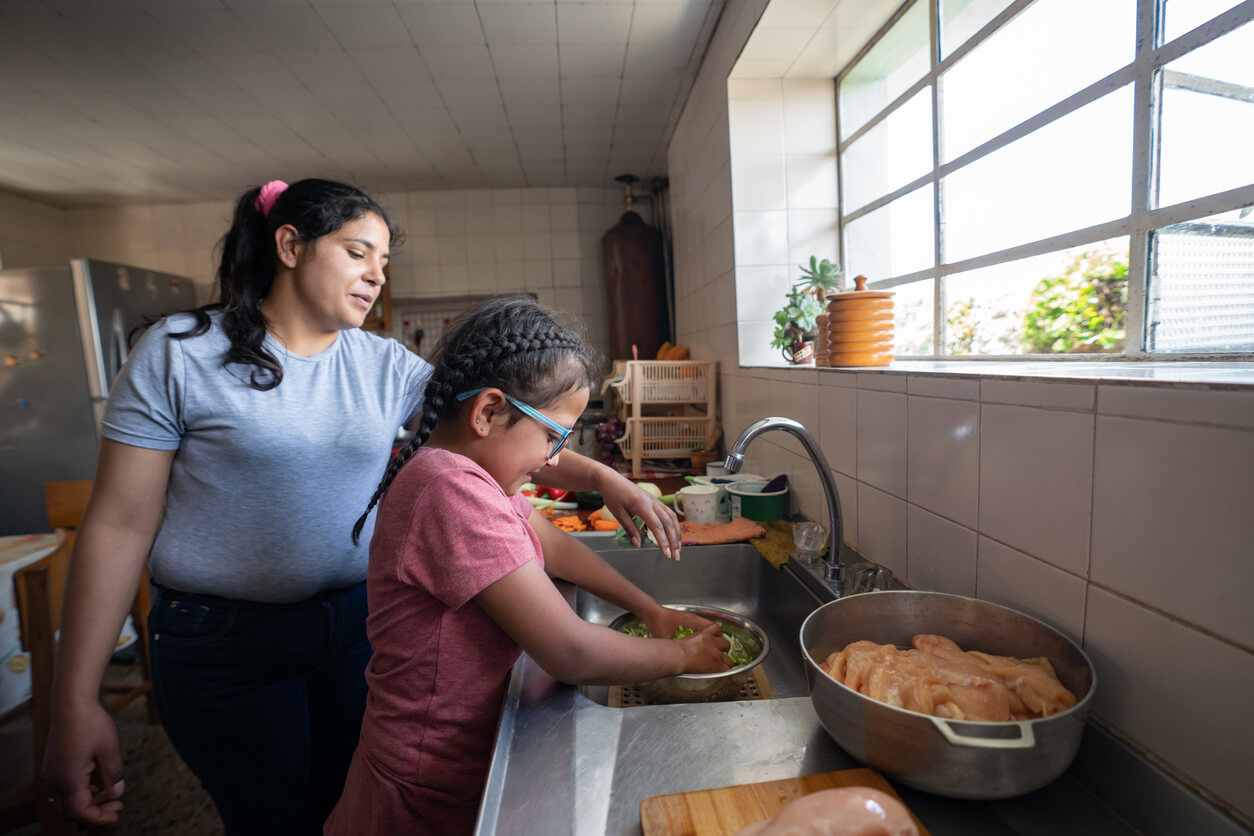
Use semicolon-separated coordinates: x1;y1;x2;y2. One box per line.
574;543;827;705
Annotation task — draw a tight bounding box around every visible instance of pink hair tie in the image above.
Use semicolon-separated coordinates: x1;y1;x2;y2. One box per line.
254;180;289;217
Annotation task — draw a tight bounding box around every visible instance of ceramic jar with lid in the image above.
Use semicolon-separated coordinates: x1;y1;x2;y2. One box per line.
821;275;895;367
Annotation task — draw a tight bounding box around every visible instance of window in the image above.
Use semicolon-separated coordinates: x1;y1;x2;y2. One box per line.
836;0;1254;357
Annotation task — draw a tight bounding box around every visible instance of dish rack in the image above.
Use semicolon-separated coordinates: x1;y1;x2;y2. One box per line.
610;360;718;476
611;360;715;405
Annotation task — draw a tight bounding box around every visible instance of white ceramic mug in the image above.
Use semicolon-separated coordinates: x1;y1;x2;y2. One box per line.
674;484;719;525
692;476;736;524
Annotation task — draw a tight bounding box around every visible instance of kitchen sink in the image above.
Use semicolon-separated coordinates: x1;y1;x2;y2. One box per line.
574;543;826;705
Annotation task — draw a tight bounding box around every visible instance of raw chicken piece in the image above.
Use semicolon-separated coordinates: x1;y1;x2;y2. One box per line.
733;787;919;836
818;633;1076;722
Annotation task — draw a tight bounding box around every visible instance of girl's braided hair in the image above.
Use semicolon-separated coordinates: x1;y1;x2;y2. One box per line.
169;178;402;390
352;294;600;544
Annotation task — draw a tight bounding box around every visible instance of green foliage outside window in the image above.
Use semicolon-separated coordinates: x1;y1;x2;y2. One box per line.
1022;247;1128;354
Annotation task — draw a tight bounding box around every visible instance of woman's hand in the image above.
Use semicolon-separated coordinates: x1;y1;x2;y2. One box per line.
42;701;126;825
599;475;683;559
642;605;715;641
677;622;732;674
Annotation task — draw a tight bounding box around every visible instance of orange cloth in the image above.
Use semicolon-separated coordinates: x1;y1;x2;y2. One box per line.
679;516;765;545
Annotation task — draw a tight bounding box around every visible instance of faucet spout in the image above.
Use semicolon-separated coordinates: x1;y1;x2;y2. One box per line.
724;417;845;592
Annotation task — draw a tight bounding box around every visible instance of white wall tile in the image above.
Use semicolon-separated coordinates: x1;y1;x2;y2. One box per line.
730;154;788;212
907;505;977;595
732;210;789;266
818;382;857;477
1098;384;1254;431
907;375;979;400
981;378;1095;410
1085;587;1254;820
733;264;792;321
784;153;838;210
857;389;906;497
976;536;1086;644
857;371;907;392
907;395;979;528
979;403;1093;575
726;83;785;156
780;77;835;154
1091;416;1254;649
834;469;858;547
857;483;906;577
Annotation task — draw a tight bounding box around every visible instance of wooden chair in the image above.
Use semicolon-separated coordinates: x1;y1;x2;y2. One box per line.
3;480;157;834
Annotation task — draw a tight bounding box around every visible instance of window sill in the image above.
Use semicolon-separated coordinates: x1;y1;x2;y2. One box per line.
745;359;1254;389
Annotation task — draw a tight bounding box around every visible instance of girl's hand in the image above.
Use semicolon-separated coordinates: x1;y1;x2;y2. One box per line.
643;605;714;641
677;622;732;674
600;476;683;559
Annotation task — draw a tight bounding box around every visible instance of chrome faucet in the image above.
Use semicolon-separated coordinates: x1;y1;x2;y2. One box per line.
724;417;846;592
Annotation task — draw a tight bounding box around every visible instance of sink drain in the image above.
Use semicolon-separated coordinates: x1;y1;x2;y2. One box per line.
609;667;776;707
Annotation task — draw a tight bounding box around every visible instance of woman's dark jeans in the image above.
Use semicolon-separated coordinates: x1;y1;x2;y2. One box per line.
148;581;370;836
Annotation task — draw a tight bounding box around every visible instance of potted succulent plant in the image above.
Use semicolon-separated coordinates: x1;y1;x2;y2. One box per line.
770;257;843;363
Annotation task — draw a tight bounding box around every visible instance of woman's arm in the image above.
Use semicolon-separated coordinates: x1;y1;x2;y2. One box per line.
540;450;683;559
43;439;174;825
473;510;730;685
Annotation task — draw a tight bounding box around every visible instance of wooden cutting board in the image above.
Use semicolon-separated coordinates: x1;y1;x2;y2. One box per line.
639;768;930;836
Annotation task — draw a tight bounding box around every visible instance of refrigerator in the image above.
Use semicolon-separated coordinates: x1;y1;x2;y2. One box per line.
0;259;198;535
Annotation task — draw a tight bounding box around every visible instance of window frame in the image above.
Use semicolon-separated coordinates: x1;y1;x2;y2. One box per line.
835;0;1254;360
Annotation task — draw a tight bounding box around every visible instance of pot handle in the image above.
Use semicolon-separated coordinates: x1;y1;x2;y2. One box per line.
929;717;1036;750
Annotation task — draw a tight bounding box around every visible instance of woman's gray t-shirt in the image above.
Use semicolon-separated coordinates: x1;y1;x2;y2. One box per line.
102;312;431;603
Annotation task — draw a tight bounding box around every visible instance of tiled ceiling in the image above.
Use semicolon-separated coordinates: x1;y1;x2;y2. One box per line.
0;0;724;207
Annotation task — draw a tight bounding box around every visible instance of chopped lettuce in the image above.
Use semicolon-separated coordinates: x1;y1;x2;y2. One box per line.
617;619;760;667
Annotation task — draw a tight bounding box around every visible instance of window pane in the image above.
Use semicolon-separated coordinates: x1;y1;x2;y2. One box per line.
838;0;930;140
1155;20;1254;207
939;0;1014;59
892;279;936;355
943;238;1129;355
1148;206;1254;353
940;0;1134;162
1161;0;1243;44
842;87;933;213
844;184;935;281
942;85;1132;263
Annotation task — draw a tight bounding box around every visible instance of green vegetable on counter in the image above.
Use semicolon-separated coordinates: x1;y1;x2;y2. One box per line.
617;619;759;667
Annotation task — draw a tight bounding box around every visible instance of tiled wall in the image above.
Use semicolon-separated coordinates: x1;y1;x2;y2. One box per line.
0;190;70;268
668;0;1254;823
59;186;639;361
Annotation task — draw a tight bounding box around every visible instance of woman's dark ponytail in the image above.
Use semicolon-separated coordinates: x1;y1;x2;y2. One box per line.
171;178;402;390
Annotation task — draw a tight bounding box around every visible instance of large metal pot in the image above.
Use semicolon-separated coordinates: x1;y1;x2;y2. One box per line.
609;604;770;703
800;591;1096;799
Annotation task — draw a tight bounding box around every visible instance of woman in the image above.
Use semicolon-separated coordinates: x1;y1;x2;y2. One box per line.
41;178;681;836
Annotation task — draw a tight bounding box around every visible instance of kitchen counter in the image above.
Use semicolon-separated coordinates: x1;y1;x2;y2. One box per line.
474;543;1251;836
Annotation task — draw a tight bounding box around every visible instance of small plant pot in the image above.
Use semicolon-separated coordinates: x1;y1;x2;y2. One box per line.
783;340;815;364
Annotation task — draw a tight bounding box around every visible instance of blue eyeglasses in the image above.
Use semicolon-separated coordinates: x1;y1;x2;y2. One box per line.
456;387;574;459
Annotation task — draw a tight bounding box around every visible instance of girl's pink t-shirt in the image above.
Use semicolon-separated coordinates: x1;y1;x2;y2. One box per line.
328;446;541;834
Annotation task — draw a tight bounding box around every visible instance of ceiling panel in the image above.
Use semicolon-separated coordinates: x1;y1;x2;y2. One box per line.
0;0;724;206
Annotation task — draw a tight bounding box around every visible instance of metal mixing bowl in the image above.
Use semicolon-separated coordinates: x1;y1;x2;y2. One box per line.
800;590;1096;799
608;604;770;703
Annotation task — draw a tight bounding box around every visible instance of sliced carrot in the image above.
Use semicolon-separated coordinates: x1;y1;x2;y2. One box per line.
592;519;622;531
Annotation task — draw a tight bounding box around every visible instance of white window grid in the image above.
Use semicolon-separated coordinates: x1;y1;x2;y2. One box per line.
836;0;1254;360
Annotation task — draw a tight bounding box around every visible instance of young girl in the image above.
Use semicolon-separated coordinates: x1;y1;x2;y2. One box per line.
325;296;731;835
